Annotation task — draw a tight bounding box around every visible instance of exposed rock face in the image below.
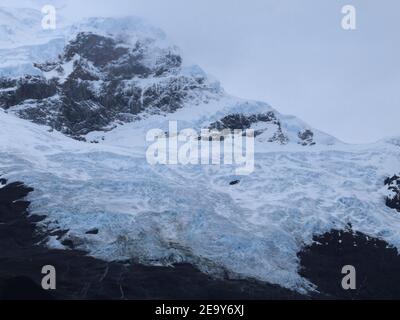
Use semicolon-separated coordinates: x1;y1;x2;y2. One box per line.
298;129;316;146
209;112;277;131
208;112;289;144
269;126;289;145
64;33;130;70
298;227;400;299
385;174;400;212
0;21;332;148
0;26;328;147
0;76;57;108
0;32;218;140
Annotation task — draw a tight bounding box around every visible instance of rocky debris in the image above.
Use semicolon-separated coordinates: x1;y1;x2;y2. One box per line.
0;78;17;89
0;178;304;300
298;129;316;146
49;229;69;239
61;239;75;250
268;124;289;145
209;112;276;131
85;228;99;235
155;52;182;76
208;112;289;144
298;226;400;299
0;32;217;140
385;174;400;212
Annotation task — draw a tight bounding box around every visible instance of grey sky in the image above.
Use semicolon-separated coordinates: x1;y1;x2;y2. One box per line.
5;0;400;143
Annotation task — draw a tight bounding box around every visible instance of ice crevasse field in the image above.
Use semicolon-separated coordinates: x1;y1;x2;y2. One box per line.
1;106;400;292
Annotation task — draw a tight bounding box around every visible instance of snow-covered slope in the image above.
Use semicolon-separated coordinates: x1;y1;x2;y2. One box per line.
0;9;399;293
0;6;67;76
0;6;56;49
0;8;173;78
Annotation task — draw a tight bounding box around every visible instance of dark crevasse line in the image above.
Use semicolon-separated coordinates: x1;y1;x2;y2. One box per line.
0;178;304;300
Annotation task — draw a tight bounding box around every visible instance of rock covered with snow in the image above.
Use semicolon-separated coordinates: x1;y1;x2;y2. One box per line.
385;174;400;212
0;10;337;146
0;27;219;138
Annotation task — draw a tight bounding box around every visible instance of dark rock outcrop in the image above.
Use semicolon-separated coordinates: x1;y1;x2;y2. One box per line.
209;112;276;131
385;174;400;212
208;112;289;144
0;32;214;140
298;226;400;299
86;228;99;235
298;129;316;146
0;76;57;109
64;33;129;69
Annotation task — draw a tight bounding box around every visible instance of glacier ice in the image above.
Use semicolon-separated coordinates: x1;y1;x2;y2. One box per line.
1;109;400;292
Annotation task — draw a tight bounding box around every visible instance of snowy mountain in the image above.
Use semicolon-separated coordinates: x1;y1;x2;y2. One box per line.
0;11;336;146
0;8;399;293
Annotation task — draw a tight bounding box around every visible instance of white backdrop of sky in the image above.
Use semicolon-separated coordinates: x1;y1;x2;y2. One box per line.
3;0;400;143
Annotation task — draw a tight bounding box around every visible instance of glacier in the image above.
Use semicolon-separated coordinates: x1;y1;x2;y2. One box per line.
0;7;399;293
1;108;400;292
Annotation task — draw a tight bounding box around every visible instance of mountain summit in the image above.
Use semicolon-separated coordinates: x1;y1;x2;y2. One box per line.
0;13;337;147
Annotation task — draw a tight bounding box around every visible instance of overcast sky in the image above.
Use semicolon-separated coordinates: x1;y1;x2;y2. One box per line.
5;0;400;143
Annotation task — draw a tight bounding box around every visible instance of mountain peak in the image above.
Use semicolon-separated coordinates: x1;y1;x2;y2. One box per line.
0;12;338;147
